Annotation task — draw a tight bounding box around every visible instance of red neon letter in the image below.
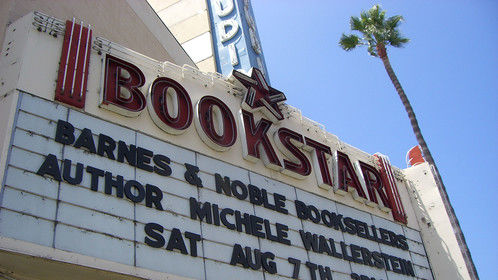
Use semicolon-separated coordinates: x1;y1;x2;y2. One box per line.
304;138;333;189
148;77;193;134
239;110;281;170
374;154;407;224
55;20;92;109
337;151;367;199
102;55;146;116
195;96;237;151
275;128;311;179
359;161;390;206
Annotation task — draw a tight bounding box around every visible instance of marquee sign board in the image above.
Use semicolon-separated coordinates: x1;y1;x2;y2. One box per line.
0;12;433;280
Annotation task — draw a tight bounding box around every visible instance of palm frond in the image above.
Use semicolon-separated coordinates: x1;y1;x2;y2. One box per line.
373;32;385;45
367;43;378;57
386;15;404;29
388;34;409;47
350;16;363;31
339;4;409;54
369;5;380;19
360;11;370;26
369;5;386;29
339;34;362;51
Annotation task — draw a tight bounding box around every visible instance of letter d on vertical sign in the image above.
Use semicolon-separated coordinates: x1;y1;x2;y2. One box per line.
100;55;146;116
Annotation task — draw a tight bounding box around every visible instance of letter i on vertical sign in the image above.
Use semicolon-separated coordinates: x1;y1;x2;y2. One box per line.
55;20;92;109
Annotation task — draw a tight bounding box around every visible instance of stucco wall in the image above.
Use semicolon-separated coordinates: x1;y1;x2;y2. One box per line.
0;0;194;66
404;163;471;279
148;0;216;73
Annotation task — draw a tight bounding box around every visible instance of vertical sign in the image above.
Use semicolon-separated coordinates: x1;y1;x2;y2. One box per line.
207;0;270;82
55;20;92;108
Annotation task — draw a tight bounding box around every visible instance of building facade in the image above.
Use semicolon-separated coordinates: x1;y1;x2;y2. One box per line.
0;1;476;279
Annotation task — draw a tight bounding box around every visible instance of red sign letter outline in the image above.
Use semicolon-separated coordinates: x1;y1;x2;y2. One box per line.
148;77;193;135
274;128;312;179
101;54;146;116
238;110;282;170
55;20;92;109
195;95;237;151
231;68;286;123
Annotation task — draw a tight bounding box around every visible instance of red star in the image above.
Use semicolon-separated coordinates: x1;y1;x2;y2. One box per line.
232;68;287;122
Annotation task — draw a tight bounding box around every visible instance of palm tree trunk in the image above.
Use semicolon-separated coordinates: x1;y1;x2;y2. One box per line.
376;44;435;166
377;43;479;279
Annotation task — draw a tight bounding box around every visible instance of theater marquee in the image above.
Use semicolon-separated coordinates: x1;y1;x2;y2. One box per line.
0;13;433;280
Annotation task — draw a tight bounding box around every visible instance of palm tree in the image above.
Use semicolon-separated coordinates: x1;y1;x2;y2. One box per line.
339;5;478;279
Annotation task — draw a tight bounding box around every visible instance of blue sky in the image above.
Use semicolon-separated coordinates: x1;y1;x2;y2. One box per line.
251;0;497;278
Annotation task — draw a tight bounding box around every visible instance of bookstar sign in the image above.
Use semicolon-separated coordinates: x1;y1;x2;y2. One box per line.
54;20;407;225
0;13;433;280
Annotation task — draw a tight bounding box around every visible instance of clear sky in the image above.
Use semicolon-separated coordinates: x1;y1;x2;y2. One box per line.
251;0;497;278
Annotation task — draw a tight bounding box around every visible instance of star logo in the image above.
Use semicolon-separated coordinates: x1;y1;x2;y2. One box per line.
231;68;287;123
